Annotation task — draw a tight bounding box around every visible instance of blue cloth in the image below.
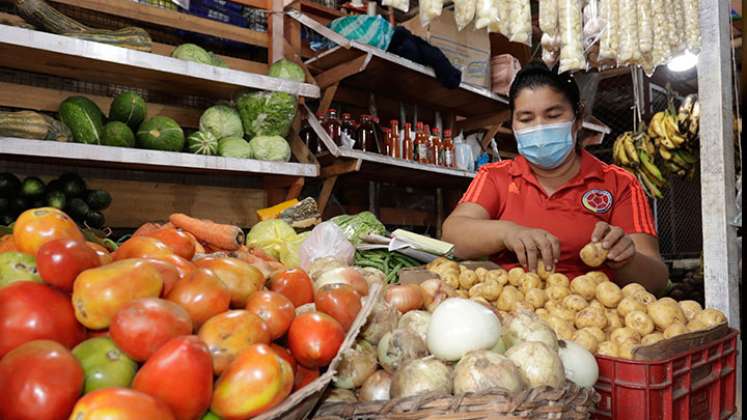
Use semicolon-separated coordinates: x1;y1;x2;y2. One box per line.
329;15;394;50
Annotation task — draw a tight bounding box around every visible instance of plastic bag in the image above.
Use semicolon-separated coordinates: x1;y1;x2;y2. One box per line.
682;0;700;53
637;0;653;55
617;0;640;65
454;0;477;31
487;0;510;35
509;0;532;45
420;0;444;26
299;222;355;270
558;0;585;73
539;0;559;36
475;0;499;30
583;0;602;70
648;0;672;74
541;33;561;67
668;0;685;54
598;0;619;61
382;0;409;13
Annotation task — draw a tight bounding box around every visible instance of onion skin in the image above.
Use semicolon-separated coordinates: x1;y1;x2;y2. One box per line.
377;328;428;373
419;279;448;312
358;370;392;401
453;350;526;394
316;267;369;296
333;340;378;389
505;341;565;388
385;284;424;313
361;302;400;345
323;388;358;403
398;310;431;343
390;357;452;399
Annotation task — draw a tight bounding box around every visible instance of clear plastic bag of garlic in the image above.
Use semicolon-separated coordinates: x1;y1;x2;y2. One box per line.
643;0;672;75
509;0;532;45
558;0;585;73
682;0;701;54
617;0;640;65
583;0;603;70
419;0;444;26
454;0;477;31
382;0;409;13
474;0;499;29
487;0;510;35
598;0;619;61
636;0;653;55
540;0;559;36
542;33;561;68
668;0;686;54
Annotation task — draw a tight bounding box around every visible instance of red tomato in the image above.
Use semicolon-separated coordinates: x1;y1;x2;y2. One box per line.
0;282;85;357
270;343;297;374
166;268;231;328
269;269;314;307
198;310;271;375
37;238;101;292
0;340;84;420
155;254;195;282
211;344;294;419
245;291;295;340
110;298;193;362
133;336;213;420
86;242;113;265
194;257;264;308
13;208;84;255
293;365;320;391
114;236;174;261
69;387;175;420
288;312;345;368
143;228;196;260
142;258;181;297
314;284;362;331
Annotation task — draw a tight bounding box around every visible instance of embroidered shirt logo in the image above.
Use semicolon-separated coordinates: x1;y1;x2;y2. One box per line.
582;189;613;214
508;182;520;194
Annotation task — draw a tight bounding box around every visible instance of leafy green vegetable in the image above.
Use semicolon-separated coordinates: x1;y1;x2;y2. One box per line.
248;135;291;162
235;91;297;138
330;211;386;245
171;43;212;64
280;231;309;269
246;219;298;261
268;59;305;82
218;137;253;158
200;105;244;140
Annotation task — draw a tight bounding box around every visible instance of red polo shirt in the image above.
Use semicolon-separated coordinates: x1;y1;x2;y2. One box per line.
459;150;657;280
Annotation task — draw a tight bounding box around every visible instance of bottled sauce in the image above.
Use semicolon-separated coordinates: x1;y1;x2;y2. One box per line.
442;129;456;168
415;122;430;164
371;116;384;154
402;122;414;161
431;127;442;166
388;120;400;158
341;113;356;146
382;128;392;156
300;116;320;154
357;114;378;153
322;109;342;146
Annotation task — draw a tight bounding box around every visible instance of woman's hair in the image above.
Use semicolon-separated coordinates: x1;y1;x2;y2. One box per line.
508;62;582;117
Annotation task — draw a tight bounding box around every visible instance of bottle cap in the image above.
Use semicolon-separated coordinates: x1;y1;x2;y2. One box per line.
342;113;352;118
444;129;452;136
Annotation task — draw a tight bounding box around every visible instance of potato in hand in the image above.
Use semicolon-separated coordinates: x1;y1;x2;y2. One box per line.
580;242;608;267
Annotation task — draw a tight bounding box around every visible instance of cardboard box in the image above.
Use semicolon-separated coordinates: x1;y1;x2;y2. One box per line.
403;11;491;89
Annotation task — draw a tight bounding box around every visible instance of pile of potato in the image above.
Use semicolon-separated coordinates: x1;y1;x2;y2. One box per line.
426;258;727;360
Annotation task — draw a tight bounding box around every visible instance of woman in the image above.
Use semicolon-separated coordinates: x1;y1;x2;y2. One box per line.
442;64;668;294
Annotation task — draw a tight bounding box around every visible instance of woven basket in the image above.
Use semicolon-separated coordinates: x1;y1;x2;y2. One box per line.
314;382;599;420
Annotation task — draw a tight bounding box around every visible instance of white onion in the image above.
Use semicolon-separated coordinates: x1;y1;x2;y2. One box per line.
333;340;378;389
503;311;559;351
316;267;369;296
361;302;400;344
398;310;432;343
557;340;599;387
426;298;501;361
377;328;428;373
308;257;346;280
453;350;526;394
390;356;452;398
323;388;358;403
358;370;392;401
505;341;565;388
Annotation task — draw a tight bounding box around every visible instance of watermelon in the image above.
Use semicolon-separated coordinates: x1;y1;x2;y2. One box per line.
136;116;184;151
187;130;218;155
58;96;105;144
102;121;135;147
109;91;147;129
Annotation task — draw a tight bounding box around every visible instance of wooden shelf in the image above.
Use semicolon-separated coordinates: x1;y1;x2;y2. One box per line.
0;138;319;178
0;25;320;100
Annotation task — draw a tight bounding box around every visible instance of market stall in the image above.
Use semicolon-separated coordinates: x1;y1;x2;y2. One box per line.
0;0;742;418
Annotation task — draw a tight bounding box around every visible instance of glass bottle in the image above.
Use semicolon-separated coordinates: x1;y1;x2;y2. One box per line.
300;116;319;154
382;127;392;156
442;129;456;168
389;120;400;158
357;114;378;153
415;122;430;164
341;113;356;147
431;127;443;166
322;109;342;146
402;122;414;161
371;116;384;154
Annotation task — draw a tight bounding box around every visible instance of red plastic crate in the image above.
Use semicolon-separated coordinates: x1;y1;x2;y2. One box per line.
592;329;738;420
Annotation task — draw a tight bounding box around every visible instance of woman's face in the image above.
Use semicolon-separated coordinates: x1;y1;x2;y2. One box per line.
511;85;577;131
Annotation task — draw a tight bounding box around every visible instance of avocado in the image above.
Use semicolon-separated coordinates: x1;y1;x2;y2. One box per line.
8;196;28;216
84;211;106;229
20;177;46;200
86;190;112;211
66;198;90;222
46;190;67;210
46;179;65;194
0;173;21;197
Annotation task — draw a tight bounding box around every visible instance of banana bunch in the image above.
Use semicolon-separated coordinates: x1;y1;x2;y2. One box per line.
647;95;700;179
612;131;668;199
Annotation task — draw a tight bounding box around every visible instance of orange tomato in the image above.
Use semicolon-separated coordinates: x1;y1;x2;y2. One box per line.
113;236;173;261
198;310;271;375
288;312;345;369
194;257;264;308
13;208;84;255
69;388;175;420
154;254;194;282
269;269;314;308
314;284;362;332
86;242;113;265
141;259;181;297
211;344;294;419
142;228;196;260
166;268;231;329
245;291;295;340
0;235;20;253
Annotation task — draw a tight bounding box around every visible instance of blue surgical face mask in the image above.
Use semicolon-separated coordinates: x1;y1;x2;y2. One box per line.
514;120;576;169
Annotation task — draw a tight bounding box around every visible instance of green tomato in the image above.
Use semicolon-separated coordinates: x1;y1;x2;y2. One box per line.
202;411;222;420
72;337;138;393
0;252;42;288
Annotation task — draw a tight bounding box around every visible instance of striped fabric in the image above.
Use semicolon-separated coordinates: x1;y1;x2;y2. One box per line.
329;15;394;50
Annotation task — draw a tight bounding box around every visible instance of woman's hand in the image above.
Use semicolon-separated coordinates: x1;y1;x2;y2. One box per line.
503;223;561;273
591;222;636;268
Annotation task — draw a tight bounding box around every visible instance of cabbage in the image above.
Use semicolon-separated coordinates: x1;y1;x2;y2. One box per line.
269;59;305;82
200;105;244;140
218;137;253;158
280;231;309;269
171;43;212;65
248;135;291;162
236;91;297;138
246;219;298;260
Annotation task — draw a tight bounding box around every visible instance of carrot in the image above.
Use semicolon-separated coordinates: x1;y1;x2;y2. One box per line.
132;223;162;237
169;213;244;251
